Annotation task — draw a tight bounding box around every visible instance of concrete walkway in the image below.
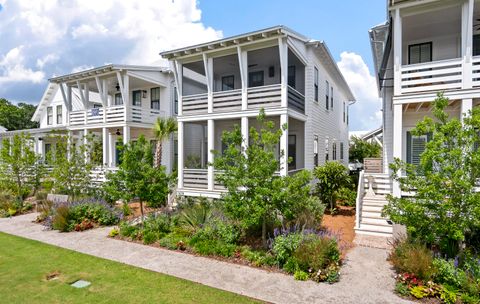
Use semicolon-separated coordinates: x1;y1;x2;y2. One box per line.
0;213;411;304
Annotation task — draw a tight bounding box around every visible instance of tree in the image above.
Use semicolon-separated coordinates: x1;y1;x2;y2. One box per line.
0;133;44;200
48;134;94;201
102;135;170;221
152;117;177;168
213;109;324;246
349;136;381;163
384;93;480;257
313;161;351;211
0;98;39;131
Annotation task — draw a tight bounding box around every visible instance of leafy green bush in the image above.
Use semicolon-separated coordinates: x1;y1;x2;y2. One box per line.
143;231;157;245
294;270;309;281
433;258;465;288
293;234;340;274
240;247;276;267
119;222;139;238
283;257;299;274
158;232;189;250
336;187;356;207
271;233;303;266
189;238;237;257
313;162;351;210
389;239;436;281
52;205;70;232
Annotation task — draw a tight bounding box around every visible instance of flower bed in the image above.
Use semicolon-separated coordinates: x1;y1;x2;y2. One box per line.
390;239;480;304
41;199;122;232
112;201;343;283
0;191;34;218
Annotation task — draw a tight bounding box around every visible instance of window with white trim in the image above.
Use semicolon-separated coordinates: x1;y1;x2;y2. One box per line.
314;67;319;102
151;87;160;110
47;107;53;125
340;142;344;160
314;135;319;166
56;105;62;124
325;81;329;110
325;137;329;162
332;142;337;161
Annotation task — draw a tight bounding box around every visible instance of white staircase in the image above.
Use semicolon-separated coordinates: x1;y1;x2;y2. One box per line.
355;171;393;237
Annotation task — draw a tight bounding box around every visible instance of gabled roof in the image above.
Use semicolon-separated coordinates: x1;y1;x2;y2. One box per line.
161;25;355;102
49;64;169;83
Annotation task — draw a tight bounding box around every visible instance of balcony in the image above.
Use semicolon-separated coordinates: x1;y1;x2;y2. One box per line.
69;105;165;126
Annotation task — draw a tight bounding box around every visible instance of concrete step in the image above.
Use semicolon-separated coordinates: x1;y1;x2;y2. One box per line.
361;217;392;226
357;223;393;234
361;211;383;218
362;195;388;201
355;228;393;237
363;201;388;207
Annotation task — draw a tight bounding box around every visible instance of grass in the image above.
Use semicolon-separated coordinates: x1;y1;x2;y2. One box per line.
0;232;262;304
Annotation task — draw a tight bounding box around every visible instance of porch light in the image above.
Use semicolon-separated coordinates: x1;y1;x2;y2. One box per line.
115;129;121;136
115;83;120;91
142;90;147;98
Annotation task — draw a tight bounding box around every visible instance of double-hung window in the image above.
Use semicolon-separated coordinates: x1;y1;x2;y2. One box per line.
288;135;296;170
332;142;337;161
114;93;123;105
222;75;234;91
325;137;329;162
56;105;62;124
173;88;178;115
340;142;344;160
313;135;319;167
248;71;264;87
406;131;431;165
343;102;346;123
408;42;432;64
151;87;160;110
330;87;334;110
132;90;142;107
47;107;53;125
314;67;319;102
325;81;329;110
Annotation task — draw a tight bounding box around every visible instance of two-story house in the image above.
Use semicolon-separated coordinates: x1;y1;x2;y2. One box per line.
0;64;177;180
357;0;480;237
161;26;355;198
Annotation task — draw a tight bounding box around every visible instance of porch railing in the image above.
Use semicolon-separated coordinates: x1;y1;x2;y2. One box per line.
247;84;282;109
355;170;365;229
182;93;208;115
287;86;305;113
472;56;480;87
212;89;242;113
400;58;463;94
129;106;165;124
183;168;208;189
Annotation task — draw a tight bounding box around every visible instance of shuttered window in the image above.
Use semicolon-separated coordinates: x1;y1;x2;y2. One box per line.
408;42;432;65
406;131;431;165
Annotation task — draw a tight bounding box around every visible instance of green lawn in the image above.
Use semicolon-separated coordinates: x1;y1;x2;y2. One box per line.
0;232;262;304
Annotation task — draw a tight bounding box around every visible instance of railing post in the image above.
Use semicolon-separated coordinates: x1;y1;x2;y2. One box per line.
207;119;214;190
102;127;108;167
462;0;474;89
237;46;248;110
392;104;403;197
355;170;364;229
393;8;402;96
178;121;184;189
280;113;288;176
278;37;288;108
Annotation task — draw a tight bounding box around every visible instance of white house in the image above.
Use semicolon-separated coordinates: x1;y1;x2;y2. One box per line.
161;26;355;198
356;0;480;237
0;64;178;179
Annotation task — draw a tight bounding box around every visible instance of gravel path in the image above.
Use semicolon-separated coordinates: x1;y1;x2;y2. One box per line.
0;213;412;304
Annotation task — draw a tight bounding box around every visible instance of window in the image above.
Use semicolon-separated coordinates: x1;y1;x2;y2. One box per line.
248;71;264;87
151;87;160;110
325;81;329;110
340;142;344;160
347;106;349;125
313;135;319;167
222;75;234;91
288;135;296;170
56;105;62;124
132;90;142;106
330;86;334;110
47;107;53;125
314;67;319;102
406;131;431;165
93;104;102;109
343;102;346;123
408;42;432;64
474;35;480;57
325;137;329;162
174;88;178;115
44;143;52;164
332;142;337;161
288;66;296;88
114;93;123;105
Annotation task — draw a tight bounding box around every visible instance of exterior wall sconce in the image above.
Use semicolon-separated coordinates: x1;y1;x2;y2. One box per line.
142;90;147;98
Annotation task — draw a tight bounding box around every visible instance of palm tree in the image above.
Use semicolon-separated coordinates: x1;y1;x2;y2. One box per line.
152;117;177;168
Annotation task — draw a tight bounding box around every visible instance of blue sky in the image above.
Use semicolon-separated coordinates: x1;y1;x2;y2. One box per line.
0;0;386;131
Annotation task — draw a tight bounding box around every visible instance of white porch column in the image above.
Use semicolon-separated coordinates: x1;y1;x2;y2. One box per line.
67;131;72;159
462;0;474;89
278;37;288;108
237;46;249;110
109;132;115;167
207;119;215;191
102;127;108;167
123;125;130;145
280;114;288;176
241;116;249;153
83;129;89;161
37;137;44;159
203;54;214;113
171;60;183;116
393;8;402;96
178;121;184;189
392;104;403;197
461;98;473;122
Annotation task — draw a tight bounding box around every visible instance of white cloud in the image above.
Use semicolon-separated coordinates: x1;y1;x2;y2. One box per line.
337;52;382;131
0;0;222;101
0;46;45;84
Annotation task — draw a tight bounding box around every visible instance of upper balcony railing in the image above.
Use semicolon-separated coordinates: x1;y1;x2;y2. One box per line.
69;105;165;126
399;58;463;95
181;84;305;116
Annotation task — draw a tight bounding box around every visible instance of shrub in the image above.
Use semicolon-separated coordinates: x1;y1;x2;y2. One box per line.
189;237;237;257
313;162;351;210
109;228;119;238
294;270;309;281
240;247;276;267
143;231;157;245
389;239;436;281
395;282;410;297
143;213;172;235
283;257;299;274
119;222;139;239
271;232;303;266
158;233;189;250
336;187;356;207
52;205;70;232
433;258;465;288
178;201;214;232
293;234;340;275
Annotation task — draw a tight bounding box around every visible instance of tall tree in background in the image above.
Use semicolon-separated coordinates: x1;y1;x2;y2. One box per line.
152;117;177;168
349;136;381;163
0;98;39;131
